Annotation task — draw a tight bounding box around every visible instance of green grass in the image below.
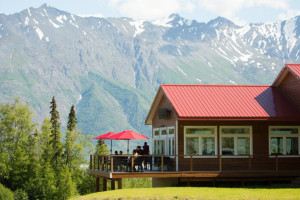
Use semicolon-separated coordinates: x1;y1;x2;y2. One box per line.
71;187;300;200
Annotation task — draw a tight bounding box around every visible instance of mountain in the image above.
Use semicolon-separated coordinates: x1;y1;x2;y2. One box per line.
1;4;300;145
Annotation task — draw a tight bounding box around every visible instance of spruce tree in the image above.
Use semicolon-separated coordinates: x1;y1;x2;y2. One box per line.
49;96;63;170
67;105;77;132
64;105;78;168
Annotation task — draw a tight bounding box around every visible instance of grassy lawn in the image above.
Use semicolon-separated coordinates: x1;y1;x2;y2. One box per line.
71;187;300;200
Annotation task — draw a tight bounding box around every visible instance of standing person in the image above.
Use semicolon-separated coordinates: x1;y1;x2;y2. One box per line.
143;142;150;170
143;142;149;155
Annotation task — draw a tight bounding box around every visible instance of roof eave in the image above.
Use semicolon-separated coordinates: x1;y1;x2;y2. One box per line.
145;86;164;125
179;117;300;121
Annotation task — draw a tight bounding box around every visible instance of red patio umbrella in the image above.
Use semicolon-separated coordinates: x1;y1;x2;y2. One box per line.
93;132;116;154
111;130;149;154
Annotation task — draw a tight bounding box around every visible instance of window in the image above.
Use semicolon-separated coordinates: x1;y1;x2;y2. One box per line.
269;127;300;156
220;126;252;156
154;140;165;154
153;127;175;155
168;127;175;155
184;126;217;156
154;129;159;136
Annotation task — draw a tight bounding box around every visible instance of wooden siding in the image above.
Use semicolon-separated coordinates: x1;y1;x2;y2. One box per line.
278;72;300;109
152;94;178;129
177;120;300;171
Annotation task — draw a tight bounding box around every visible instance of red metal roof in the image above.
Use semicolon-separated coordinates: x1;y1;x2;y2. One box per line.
161;84;300;120
286;63;300;77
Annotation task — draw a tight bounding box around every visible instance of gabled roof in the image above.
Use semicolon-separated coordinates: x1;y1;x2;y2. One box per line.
145;84;300;124
273;64;300;86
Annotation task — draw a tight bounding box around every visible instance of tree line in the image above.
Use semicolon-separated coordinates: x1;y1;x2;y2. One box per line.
0;97;109;199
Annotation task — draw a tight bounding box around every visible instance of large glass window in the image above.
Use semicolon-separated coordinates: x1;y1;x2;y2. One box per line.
220;126;252;156
269;127;300;156
153;127;175;155
185;126;217;156
154;140;165;155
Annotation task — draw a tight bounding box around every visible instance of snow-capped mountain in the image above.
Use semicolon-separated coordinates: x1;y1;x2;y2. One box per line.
0;4;299;139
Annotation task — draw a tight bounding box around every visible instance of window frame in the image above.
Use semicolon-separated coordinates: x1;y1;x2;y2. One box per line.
184;126;218;158
219;126;253;158
152;126;175;156
269;126;300;157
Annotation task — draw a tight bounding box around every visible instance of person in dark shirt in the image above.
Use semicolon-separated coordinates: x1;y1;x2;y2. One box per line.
143;142;149;155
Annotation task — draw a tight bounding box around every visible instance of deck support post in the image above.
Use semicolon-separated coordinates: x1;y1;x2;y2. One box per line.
275;154;278;171
219;155;222;172
248;155;251;171
111;179;115;190
95;177;100;192
103;178;107;191
190;155;193;171
117;179;122;189
90;155;92;169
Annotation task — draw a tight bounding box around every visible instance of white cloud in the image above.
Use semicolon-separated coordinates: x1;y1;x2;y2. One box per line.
110;0;181;20
278;9;300;21
98;0;297;24
197;0;291;25
78;13;104;18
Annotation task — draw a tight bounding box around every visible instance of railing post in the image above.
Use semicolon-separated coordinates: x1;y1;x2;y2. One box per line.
111;156;114;173
275;154;278;171
98;155;100;171
90;155;92;170
94;155;96;170
131;156;134;172
161;155;164;172
219;155;222;172
190;155;193;171
248;155;251;171
106;156;108;172
101;156;104;171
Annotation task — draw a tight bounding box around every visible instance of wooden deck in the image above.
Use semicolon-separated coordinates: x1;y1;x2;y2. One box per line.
89;169;300;179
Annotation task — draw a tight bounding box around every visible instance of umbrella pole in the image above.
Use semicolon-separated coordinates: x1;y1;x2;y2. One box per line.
111;140;112;154
127;140;129;155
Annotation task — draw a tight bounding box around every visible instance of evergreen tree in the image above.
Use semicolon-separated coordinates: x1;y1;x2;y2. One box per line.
49;96;63;170
64;105;78;168
96;139;109;155
67;105;77;132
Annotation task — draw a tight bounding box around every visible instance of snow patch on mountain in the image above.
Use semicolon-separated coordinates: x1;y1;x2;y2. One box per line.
177;66;187;76
25;17;29;26
35;27;44;40
152;15;175;27
56;15;67;23
284;17;297;53
27;8;31;16
129;20;144;37
33;19;39;24
177;48;182;56
49;19;61;28
43;9;48;17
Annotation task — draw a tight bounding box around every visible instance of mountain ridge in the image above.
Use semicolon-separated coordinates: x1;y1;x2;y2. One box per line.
0;5;300;148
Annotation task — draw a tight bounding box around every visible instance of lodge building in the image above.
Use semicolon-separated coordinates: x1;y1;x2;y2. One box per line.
90;64;300;190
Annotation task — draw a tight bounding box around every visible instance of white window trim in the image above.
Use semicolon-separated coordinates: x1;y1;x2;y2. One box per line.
160;127;168;138
152;126;176;156
167;127;175;156
184;126;218;158
219;126;253;158
269;126;300;157
153;128;160;139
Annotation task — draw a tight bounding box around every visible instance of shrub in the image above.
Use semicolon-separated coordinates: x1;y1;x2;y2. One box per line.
0;183;14;200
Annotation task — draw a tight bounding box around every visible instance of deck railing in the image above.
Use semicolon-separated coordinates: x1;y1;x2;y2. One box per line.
89;154;298;173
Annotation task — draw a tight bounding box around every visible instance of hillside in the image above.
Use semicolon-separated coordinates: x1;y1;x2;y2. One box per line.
0;4;300;146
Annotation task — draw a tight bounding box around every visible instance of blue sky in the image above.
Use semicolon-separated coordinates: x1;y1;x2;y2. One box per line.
1;0;300;25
